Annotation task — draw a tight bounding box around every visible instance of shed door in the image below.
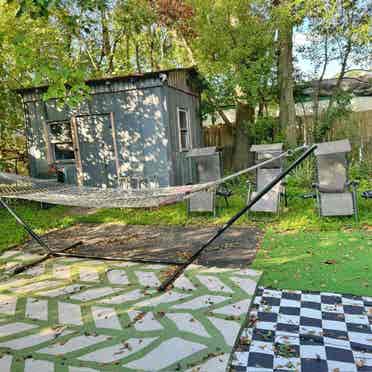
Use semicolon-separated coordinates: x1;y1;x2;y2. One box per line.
74;114;118;188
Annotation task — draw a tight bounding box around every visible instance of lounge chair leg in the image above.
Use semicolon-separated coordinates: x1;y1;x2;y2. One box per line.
352;187;359;224
284;190;288;207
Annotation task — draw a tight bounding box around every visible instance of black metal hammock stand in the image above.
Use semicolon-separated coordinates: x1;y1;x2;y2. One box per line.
0;145;317;291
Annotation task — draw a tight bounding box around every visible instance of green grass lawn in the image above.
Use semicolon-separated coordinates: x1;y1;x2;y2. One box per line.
0;203;74;252
0;170;371;295
252;230;372;296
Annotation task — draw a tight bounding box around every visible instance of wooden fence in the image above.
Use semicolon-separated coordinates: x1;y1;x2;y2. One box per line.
298;110;372;163
203;124;234;169
204;110;372;168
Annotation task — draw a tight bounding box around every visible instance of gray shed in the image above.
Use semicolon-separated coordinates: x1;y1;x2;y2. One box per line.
18;67;203;188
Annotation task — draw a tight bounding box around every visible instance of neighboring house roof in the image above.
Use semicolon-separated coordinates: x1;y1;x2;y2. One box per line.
296;96;372;116
296;71;372;99
203;108;236;127
204;95;372;125
204;71;372;126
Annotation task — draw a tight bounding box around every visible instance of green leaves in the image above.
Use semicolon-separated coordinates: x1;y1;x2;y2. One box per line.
13;0;53;18
191;0;276;112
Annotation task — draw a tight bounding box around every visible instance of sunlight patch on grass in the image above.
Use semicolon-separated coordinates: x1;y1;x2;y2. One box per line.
254;253;311;266
253;230;372;296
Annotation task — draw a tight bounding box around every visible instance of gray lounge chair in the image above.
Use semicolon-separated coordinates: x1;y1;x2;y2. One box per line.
313;139;358;221
186;147;230;216
247;143;285;214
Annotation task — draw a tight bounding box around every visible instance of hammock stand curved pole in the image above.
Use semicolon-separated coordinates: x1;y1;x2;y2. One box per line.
158;144;317;291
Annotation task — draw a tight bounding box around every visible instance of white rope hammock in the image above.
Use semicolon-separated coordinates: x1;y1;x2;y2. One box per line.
0;146;304;209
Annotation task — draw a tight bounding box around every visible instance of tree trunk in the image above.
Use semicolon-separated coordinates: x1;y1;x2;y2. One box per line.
232;102;254;171
312;35;329;141
318;38;352;140
100;8;111;68
135;42;141;73
278;21;297;146
126;34;130;69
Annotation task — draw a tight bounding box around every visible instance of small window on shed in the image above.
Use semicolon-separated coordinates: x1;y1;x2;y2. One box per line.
49;121;75;161
177;108;191;151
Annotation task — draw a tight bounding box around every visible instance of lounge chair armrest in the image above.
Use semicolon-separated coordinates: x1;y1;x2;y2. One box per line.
216;189;232;198
362;190;372;199
217;183;232;198
217;183;232;197
347;180;359;189
302;193;316;199
312;182;319;189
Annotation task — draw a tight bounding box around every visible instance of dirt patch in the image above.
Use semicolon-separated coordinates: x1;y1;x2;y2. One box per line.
18;223;262;268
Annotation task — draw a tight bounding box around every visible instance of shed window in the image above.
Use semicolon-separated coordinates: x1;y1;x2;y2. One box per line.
49;121;75;161
177;108;191;151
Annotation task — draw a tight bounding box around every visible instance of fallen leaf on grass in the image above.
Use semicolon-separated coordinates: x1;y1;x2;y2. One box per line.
324;259;337;265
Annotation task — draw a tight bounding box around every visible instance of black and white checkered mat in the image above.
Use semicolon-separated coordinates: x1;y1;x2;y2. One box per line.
231;287;372;372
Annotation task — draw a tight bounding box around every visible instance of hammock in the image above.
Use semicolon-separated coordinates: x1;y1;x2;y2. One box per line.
0;147;302;209
0;144;317;290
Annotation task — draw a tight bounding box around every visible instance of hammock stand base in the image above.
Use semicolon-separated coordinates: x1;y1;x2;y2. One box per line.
0;198;184;278
52;251;183;266
10;241;84;276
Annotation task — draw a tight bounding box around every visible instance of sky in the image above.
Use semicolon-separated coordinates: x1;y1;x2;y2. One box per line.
293;30;370;80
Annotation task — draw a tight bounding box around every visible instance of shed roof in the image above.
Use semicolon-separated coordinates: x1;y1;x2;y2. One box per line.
17;67;198;94
314;139;351;156
250;143;283;152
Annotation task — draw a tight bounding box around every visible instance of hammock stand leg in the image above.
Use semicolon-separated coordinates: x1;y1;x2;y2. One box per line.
10;241;83;276
0;197;84;275
0;198;183;269
158;145;317;292
53;251;183;266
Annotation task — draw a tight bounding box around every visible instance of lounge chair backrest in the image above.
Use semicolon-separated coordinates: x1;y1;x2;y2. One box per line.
186;147;223;215
256;168;281;190
314;140;351;193
316;154;348;192
251;143;283;169
186;147;222;183
196;153;222;182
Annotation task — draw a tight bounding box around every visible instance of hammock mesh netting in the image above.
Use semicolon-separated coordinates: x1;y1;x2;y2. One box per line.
0;148;298;209
0;172;202;208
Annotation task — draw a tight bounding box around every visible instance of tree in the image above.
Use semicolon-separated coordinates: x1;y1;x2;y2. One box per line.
273;0;297;146
155;0;276;170
297;0;371;141
0;0;189;171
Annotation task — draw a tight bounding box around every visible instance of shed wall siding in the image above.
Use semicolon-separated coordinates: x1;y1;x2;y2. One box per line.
165;86;202;185
108;87;170;186
24;101;51;178
21;72;202;188
24;81;172;187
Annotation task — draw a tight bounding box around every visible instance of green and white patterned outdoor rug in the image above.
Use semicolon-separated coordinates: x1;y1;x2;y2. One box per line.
0;250;261;371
